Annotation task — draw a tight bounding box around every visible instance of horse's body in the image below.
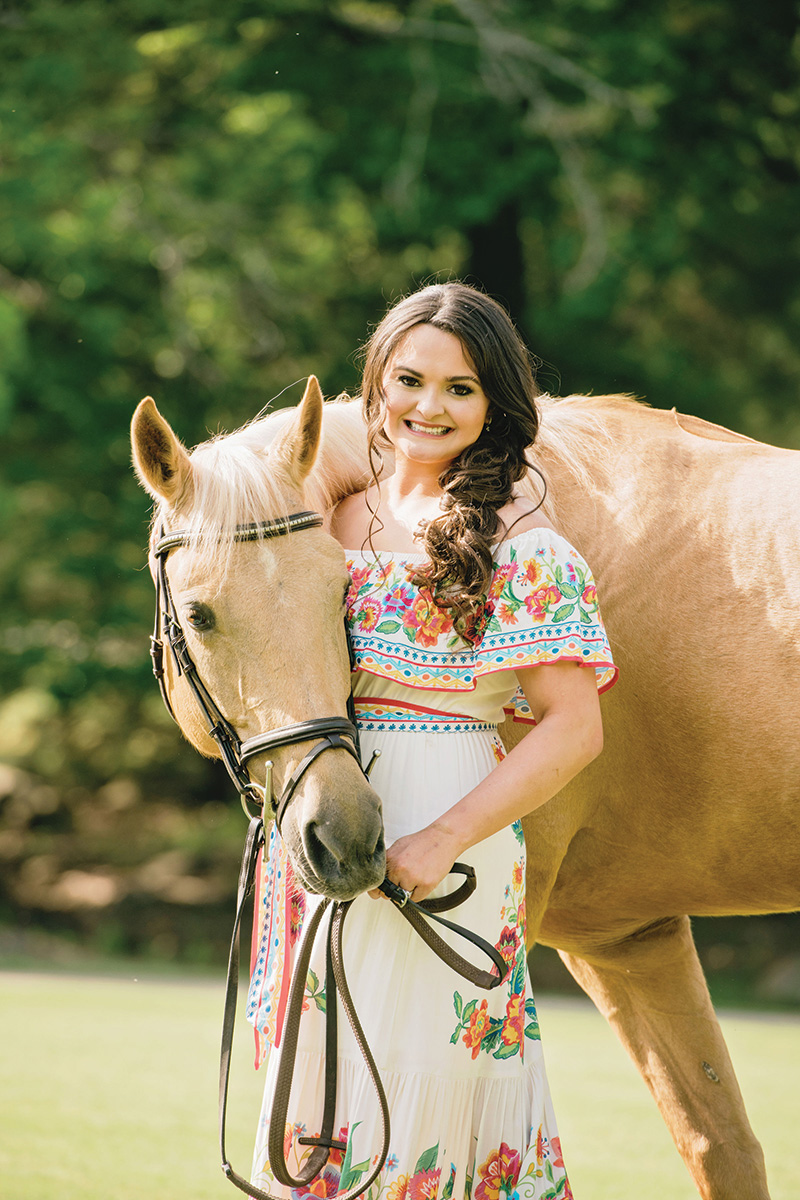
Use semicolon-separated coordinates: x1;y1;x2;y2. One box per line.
132;387;799;1200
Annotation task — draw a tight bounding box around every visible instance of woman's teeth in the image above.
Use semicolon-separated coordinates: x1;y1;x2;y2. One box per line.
406;421;451;436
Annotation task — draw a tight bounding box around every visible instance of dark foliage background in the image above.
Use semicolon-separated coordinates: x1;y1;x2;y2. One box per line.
1;0;798;997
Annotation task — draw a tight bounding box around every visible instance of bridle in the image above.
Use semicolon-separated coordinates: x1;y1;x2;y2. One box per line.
150;509;373;832
147;503;507;1200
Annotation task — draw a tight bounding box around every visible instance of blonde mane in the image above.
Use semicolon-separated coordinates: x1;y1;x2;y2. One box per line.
153;399;373;568
520;393;634;523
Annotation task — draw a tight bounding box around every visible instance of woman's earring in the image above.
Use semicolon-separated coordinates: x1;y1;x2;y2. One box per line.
484;414;493;431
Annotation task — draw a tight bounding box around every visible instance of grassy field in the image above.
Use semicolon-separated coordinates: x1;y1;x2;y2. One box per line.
0;970;797;1200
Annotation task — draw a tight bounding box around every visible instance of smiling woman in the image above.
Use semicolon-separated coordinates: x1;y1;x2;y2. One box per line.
248;284;615;1200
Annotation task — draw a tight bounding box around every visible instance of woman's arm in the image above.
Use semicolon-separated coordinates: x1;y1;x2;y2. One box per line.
376;661;604;902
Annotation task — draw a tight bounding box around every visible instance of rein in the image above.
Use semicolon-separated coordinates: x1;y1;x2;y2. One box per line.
148;507;508;1200
220;822;505;1200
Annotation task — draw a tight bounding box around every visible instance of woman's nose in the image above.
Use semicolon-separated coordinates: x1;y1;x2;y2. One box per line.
415;387;443;417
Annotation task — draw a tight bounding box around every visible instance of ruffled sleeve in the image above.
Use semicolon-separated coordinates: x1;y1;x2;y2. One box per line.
344;530;616;714
477;530;617;721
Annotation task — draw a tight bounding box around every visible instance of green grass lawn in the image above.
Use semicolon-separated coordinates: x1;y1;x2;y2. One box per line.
0;971;796;1200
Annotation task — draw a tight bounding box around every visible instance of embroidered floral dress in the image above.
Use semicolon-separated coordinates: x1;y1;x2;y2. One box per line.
247;529;617;1200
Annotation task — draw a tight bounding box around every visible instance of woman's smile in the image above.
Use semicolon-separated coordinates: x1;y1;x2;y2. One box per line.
404;419;453;437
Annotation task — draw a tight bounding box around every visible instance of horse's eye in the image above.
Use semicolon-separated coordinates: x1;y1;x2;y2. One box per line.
186;603;215;632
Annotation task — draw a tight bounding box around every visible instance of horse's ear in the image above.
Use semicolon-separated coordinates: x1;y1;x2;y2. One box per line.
131;397;194;505
270;375;324;489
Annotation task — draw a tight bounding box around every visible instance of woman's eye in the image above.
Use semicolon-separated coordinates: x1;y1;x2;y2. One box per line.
397;374;420;387
450;384;474;396
186;604;215;632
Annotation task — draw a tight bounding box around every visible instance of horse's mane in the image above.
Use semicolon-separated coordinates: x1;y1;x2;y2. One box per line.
524;393;635;522
160;391;634;566
157;398;372;568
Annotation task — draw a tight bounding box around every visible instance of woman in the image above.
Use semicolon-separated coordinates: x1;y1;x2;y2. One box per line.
248;282;617;1200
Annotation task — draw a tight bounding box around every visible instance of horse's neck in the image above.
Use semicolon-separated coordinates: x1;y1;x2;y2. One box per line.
310;400;379;512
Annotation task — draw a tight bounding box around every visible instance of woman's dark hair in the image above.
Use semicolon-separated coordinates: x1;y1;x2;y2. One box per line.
361;281;543;640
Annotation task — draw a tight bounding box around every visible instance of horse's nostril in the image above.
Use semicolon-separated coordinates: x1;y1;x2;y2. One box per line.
304;824;341;883
305;809;385;878
307;820;346;870
359;808;384;862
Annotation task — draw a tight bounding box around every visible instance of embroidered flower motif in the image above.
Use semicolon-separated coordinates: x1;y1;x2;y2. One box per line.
512;862;524;890
549;1137;565;1170
488;561;519;599
384;583;416;616
523;584;562;622
497;602;518;625
491;739;506;765
521;558;542;588
581;581;598;608
474;1143;521;1200
328;1125;349;1170
355;597;382;632
403;593;453;647
462;998;491;1059
387;1174;410;1200
496;924;521;971
409;1167;442;1200
460;600;494;645
289;888;306;946
298;1170;339;1198
501;994;525;1048
348;565;372;593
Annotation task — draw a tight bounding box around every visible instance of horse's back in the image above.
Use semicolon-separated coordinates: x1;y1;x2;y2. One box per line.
522;398;800;929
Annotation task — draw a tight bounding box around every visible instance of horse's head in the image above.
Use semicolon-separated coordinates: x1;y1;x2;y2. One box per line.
130;377;385;899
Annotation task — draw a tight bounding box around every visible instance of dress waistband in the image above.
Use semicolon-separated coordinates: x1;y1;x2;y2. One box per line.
353;697;497;734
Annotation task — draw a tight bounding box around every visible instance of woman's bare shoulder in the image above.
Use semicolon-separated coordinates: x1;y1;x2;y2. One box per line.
495;496;555;541
330;490;371;547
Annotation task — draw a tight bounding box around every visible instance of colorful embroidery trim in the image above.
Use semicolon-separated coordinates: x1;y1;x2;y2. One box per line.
346;533;617;698
354;698;497;734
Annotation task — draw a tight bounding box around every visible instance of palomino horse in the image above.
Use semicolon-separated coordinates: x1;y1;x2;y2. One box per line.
131;380;385;900
131;380;799;1200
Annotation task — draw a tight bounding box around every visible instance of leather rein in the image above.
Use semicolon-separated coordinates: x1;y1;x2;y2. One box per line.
149;508;507;1200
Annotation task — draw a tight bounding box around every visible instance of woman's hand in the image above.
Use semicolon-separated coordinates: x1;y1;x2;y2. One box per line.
369;663;604;905
369;822;464;904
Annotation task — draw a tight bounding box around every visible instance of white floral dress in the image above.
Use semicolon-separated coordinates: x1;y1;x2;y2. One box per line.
247;529;617;1200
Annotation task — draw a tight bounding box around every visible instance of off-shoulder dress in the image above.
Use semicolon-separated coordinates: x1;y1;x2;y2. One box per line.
247;528;617;1200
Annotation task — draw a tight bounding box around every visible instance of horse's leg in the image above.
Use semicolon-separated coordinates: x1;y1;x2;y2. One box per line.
557;916;769;1200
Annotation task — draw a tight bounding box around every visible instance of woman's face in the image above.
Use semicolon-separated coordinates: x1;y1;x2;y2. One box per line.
380;324;490;468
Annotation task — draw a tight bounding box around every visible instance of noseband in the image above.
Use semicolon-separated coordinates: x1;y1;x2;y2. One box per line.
150;510;370;833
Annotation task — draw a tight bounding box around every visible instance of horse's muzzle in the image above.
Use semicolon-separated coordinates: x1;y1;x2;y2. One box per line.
294;804;386;900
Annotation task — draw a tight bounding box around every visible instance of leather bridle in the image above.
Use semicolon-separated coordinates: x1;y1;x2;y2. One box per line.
150;509;370;831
